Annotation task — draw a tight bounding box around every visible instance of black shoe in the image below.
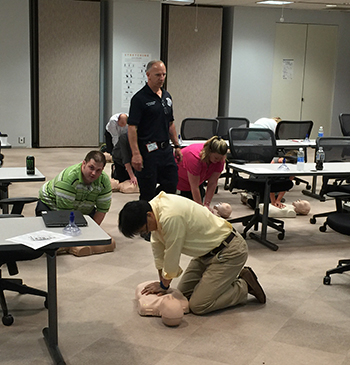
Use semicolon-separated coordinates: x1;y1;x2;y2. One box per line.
141;232;151;242
239;267;266;304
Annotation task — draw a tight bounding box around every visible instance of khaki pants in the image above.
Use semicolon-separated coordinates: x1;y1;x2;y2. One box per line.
177;233;248;315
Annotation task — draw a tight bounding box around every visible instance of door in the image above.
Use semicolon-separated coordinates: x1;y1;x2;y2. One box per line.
271;23;338;138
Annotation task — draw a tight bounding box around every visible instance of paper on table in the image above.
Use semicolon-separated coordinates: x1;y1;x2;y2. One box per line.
6;230;70;250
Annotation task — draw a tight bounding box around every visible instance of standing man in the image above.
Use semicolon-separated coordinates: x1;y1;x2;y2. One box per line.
36;151;114;256
119;192;266;315
128;60;182;201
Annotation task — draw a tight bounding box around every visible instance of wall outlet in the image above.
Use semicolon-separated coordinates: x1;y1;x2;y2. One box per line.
18;137;25;144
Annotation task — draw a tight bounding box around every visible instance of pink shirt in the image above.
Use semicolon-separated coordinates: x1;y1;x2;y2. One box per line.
177;143;225;191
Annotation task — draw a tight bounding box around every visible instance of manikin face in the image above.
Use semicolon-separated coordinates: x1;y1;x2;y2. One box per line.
292;200;311;215
213;202;232;219
81;159;104;185
147;62;166;91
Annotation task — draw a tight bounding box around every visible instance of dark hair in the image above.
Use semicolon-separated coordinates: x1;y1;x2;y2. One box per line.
84;150;106;167
119;200;152;238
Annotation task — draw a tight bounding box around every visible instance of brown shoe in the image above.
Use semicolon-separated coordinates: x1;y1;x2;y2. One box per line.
239;267;266;304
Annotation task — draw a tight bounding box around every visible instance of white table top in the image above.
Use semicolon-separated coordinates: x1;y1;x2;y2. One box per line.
0;167;45;183
0;215;111;251
179;139;316;148
228;161;350;178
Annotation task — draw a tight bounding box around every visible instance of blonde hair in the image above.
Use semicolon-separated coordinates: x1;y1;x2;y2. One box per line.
200;136;228;162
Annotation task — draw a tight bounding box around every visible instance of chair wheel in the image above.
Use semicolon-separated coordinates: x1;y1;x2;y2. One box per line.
306;184;311;190
323;276;331;285
278;232;285;240
2;314;14;326
319;226;327;232
310;218;316;224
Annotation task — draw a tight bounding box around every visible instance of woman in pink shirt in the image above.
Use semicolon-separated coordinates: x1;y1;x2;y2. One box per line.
177;136;227;208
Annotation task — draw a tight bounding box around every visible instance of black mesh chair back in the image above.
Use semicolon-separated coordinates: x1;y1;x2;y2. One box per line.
216;117;250;140
275;120;313;140
228;127;277;163
339;113;350;136
180;118;219;140
317;137;350;162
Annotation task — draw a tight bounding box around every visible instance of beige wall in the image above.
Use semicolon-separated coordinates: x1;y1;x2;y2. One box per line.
38;0;100;147
167;6;222;132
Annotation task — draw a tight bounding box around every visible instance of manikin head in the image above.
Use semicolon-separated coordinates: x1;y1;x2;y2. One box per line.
292;200;311;215
213;202;232;219
159;296;184;327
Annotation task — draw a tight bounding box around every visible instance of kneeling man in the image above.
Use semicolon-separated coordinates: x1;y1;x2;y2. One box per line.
119;192;265;315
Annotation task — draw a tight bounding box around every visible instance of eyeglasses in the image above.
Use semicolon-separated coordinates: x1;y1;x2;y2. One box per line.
137;220;148;236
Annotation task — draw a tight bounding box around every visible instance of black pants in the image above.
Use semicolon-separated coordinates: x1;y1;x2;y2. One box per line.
179;183;206;202
136;145;178;201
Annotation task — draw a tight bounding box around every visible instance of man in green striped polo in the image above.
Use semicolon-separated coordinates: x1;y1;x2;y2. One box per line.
36;150;113;256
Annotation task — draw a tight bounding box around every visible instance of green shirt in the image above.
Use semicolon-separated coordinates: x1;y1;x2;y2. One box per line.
39;163;112;215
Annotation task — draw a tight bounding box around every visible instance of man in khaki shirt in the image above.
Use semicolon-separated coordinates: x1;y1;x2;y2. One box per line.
119;192;266;315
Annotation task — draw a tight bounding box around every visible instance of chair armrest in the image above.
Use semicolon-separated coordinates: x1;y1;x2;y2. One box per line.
326;191;350;200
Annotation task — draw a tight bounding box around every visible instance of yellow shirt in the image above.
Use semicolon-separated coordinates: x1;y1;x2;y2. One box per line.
149;192;233;280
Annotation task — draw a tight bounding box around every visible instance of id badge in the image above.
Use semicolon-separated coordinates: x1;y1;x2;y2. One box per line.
146;142;158;153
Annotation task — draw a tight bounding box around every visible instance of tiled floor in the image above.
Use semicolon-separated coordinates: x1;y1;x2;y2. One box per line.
1;147;350;365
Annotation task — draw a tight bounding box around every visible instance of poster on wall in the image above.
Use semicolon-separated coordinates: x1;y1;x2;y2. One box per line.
282;59;294;80
122;53;151;108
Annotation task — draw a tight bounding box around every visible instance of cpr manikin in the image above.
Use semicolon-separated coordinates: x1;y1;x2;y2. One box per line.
213;202;233;219
259;199;311;218
135;281;189;327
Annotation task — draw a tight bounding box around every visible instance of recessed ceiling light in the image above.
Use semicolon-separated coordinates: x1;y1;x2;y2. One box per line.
257;1;294;5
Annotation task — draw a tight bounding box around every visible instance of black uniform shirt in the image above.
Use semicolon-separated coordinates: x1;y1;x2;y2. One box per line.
128;84;174;143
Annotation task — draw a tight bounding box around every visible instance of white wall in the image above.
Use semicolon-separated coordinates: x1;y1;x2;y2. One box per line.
111;0;161;116
229;7;350;136
0;0;31;148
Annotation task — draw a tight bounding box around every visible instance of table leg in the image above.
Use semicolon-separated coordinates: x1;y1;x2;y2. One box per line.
43;250;66;365
0;182;10;214
302;175;326;201
249;179;279;251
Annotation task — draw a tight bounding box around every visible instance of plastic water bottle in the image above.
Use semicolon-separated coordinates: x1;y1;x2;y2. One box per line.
297;147;305;171
318;126;324;138
315;146;325;170
63;211;81;236
304;134;310;142
178;134;183;146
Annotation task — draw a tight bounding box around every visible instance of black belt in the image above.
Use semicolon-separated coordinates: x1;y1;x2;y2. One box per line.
201;229;236;258
157;141;169;149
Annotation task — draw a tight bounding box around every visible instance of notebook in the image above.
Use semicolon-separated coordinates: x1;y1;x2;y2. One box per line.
41;210;88;227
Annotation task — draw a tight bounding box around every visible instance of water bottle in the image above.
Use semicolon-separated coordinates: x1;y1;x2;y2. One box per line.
318;126;324;138
178;134;183;146
304;134;310;142
63;211;81;236
315;146;325;170
297;148;305;171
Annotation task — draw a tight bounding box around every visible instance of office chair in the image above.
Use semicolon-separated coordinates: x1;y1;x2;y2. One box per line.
320;192;350;285
0;198;47;326
339;113;350;136
309;137;350;224
180;118;219;140
227;127;294;241
216;117;250;140
216;117;250;189
275;120;313;190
